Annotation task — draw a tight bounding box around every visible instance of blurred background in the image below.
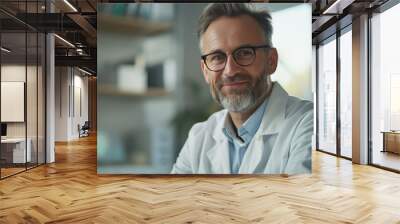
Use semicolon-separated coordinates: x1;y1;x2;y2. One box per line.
97;3;312;174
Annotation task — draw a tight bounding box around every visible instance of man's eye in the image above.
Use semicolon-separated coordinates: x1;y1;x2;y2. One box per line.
236;49;253;58
209;54;225;62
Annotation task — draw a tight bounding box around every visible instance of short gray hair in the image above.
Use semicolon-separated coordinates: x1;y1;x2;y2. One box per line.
198;3;273;49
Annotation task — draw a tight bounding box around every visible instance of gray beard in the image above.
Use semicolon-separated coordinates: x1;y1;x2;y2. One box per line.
217;88;255;112
213;74;270;113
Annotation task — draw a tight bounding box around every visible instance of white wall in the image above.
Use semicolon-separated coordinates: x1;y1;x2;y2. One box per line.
55;67;89;141
1;63;46;163
72;73;89;138
1;65;38;137
1;66;26;137
55;67;69;141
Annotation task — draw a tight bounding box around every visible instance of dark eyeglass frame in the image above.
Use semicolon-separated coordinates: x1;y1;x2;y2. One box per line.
201;44;270;72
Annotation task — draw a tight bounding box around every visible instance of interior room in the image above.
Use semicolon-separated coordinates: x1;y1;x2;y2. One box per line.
0;15;46;178
370;2;400;171
0;0;399;223
0;0;96;179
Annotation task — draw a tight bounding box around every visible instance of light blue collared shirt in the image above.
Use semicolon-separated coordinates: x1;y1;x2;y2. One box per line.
222;99;268;174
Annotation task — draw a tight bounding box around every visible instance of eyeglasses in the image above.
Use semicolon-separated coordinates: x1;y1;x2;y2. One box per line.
201;44;270;72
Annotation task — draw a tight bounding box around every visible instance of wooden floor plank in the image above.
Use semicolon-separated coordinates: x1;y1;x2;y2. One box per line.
0;134;400;223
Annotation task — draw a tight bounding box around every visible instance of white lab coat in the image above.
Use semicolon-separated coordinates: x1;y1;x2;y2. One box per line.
171;82;313;174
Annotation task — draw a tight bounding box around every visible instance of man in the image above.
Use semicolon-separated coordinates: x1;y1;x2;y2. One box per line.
171;3;313;174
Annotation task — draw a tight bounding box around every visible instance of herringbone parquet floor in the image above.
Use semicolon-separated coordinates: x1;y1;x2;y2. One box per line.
1;134;400;223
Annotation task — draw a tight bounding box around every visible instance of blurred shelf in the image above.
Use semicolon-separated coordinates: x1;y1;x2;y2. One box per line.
98;84;170;98
98;14;173;36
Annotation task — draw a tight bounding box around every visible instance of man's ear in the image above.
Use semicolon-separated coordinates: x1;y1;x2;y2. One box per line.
266;48;278;75
200;60;210;84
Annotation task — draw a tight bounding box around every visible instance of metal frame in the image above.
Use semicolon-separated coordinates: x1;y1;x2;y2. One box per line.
0;0;47;180
25;2;28;172
0;23;2;179
315;32;338;156
315;22;353;162
336;28;341;157
367;10;373;166
36;3;39;167
315;44;319;151
44;0;47;165
338;24;353;161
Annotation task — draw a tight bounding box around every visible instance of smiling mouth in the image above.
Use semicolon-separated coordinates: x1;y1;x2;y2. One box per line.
222;81;249;88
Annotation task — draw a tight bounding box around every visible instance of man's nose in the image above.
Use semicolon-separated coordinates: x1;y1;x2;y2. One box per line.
222;55;241;77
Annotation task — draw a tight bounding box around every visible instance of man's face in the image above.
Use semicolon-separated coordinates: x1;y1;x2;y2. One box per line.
200;15;278;112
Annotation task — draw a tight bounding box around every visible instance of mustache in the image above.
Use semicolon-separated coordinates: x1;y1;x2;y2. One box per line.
216;74;251;88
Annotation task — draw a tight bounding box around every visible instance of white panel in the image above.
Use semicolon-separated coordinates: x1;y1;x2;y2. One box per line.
75;87;81;118
1;82;25;122
46;31;56;163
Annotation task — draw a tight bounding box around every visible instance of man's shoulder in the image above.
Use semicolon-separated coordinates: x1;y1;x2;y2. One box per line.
285;95;313;119
189;109;227;137
269;82;313;119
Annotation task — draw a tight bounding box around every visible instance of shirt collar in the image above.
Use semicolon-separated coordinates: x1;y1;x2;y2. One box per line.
222;97;268;143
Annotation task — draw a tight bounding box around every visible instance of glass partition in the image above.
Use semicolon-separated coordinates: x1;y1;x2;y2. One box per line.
317;36;337;155
339;28;352;158
1;30;28;178
0;1;46;179
371;3;400;171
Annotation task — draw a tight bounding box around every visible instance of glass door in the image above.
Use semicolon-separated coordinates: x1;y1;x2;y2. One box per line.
370;3;400;171
317;35;337;155
0;0;47;179
1;30;28;178
339;27;352;159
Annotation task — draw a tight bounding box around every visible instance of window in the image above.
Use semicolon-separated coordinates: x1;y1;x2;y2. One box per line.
339;28;352;158
317;36;337;154
370;2;400;171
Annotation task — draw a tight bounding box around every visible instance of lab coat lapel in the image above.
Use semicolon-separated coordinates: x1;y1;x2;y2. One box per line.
239;82;289;173
206;139;231;174
259;83;288;136
206;110;231;174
